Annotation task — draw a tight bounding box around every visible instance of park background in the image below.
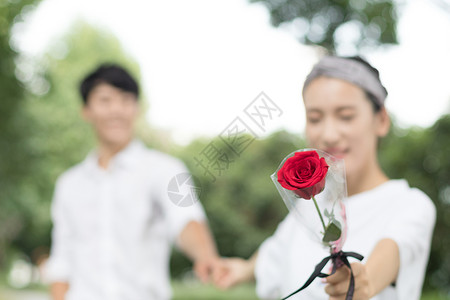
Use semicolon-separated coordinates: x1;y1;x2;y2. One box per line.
0;0;449;299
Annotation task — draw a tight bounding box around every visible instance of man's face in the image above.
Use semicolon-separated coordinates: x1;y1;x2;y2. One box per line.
82;83;139;147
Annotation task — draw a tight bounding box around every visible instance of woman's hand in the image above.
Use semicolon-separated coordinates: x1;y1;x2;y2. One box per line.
325;262;372;300
212;253;258;289
326;239;399;299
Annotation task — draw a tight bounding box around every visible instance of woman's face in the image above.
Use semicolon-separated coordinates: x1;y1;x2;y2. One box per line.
303;76;389;181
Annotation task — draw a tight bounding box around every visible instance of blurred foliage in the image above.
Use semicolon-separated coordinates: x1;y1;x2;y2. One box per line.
1;2;449;297
170;116;450;294
0;0;41;268
1;20;163;269
379;115;450;291
171;130;305;276
13;22;142;259
169;131;303;278
250;0;397;53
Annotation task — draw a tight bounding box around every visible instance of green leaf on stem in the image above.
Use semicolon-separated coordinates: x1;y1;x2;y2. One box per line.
322;219;342;243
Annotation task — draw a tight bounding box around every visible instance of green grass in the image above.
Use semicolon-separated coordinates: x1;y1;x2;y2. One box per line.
172;281;258;300
421;291;450;300
172;281;450;300
0;280;448;300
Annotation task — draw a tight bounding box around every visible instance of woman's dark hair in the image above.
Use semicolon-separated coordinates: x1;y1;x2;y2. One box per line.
79;64;139;104
346;56;385;112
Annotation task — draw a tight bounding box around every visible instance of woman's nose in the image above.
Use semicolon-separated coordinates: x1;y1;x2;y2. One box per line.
321;118;340;146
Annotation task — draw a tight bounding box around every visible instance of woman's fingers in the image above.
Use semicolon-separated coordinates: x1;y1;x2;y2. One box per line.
326;264;351;284
325;265;350;297
325;263;370;300
325;266;350;296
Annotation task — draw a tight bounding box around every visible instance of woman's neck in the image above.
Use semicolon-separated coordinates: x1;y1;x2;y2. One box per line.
347;161;389;197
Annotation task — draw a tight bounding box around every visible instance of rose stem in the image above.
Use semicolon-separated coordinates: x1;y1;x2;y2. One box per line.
312;195;326;232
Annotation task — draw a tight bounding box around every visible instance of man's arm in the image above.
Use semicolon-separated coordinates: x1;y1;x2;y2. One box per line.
177;220;220;283
50;281;69;300
47;178;72;300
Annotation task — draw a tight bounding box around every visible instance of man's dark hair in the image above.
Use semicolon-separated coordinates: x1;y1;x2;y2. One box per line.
79;64;139;104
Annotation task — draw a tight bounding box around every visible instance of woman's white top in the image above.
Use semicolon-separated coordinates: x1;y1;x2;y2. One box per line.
256;179;436;300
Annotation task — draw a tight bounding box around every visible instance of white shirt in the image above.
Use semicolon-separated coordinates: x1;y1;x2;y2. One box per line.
255;179;436;300
46;140;206;300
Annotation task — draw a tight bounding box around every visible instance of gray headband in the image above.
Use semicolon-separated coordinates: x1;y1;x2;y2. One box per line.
303;56;387;107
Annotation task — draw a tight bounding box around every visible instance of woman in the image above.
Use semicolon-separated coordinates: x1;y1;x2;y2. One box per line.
213;56;436;300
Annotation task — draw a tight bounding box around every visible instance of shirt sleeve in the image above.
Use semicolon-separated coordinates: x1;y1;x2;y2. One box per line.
156;157;206;245
45;175;73;282
255;212;296;300
382;188;436;300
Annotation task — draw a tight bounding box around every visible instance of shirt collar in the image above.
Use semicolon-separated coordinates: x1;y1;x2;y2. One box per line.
82;139;145;175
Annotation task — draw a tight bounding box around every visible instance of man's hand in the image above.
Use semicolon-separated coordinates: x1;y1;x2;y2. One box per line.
193;256;221;284
212;257;255;290
325;263;372;300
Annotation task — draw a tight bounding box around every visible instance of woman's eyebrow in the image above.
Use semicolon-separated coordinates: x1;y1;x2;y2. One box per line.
336;106;356;113
306;106;356;114
305;108;323;114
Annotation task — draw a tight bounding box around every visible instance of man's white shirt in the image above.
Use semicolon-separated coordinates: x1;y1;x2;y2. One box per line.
46;140;206;300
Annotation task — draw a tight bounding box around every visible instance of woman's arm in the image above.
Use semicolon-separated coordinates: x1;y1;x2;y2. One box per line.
51;282;69;300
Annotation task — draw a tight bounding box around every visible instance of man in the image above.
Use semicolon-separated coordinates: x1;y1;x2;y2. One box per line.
46;64;219;300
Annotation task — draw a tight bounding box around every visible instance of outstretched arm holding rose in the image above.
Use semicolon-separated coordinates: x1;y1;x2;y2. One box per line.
213;239;399;300
216;56;434;300
325;238;400;300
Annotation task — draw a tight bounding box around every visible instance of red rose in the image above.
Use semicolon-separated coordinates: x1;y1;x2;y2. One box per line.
277;150;329;199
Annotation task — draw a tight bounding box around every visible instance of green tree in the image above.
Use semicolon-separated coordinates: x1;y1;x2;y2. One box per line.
0;0;41;267
170;116;450;295
379;115;450;292
250;0;397;53
170;130;305;276
7;21;163;264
